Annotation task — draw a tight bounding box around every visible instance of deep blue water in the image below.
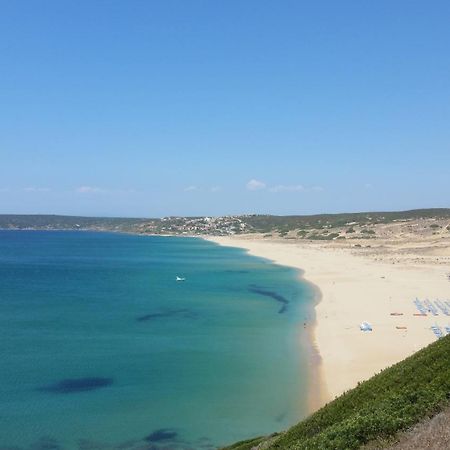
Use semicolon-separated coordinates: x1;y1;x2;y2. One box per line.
0;231;315;450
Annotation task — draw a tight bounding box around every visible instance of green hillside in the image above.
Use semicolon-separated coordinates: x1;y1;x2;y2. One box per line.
223;335;450;450
0;214;153;231
241;208;450;234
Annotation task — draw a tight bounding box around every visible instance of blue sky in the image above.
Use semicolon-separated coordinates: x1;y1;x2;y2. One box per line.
1;1;449;217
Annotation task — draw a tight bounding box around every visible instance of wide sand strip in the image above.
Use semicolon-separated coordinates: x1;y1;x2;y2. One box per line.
205;235;450;407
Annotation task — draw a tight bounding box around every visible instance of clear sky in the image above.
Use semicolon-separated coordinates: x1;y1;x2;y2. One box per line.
1;1;449;217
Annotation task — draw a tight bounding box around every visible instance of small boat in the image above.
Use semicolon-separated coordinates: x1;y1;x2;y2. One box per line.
176;276;186;282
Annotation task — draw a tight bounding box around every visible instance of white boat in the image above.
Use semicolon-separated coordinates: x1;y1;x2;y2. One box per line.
176;276;186;282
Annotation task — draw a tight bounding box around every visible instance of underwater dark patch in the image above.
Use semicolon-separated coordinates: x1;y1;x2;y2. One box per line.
248;285;289;313
39;377;113;393
144;428;178;442
224;269;250;274
28;436;62;450
136;309;194;322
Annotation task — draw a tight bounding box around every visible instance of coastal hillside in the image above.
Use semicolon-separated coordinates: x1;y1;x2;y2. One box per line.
1;208;449;237
223;335;450;450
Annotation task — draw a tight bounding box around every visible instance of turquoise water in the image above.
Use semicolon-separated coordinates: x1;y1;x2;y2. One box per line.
0;231;315;450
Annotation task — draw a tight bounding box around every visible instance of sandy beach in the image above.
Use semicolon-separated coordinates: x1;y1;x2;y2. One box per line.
205;231;450;408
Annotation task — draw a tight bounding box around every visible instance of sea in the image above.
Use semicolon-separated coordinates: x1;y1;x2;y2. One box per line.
0;231;316;450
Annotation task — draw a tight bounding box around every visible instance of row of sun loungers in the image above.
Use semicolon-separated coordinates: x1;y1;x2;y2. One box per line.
435;300;450;315
414;299;428;315
414;298;450;316
430;324;450;339
424;300;439;315
431;325;444;338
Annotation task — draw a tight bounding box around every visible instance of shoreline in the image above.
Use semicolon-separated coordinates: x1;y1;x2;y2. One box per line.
203;235;450;411
203;236;328;413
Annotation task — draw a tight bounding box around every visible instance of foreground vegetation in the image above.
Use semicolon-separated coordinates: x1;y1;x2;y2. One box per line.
223;335;450;449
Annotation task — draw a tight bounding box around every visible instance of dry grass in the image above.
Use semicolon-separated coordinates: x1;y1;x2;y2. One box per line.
387;406;450;450
365;406;450;449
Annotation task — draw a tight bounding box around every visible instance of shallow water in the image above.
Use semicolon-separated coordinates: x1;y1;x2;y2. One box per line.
0;231;315;449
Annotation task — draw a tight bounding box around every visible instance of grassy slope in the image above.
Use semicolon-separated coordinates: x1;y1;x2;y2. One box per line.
223;335;450;450
381;405;450;449
242;208;450;234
